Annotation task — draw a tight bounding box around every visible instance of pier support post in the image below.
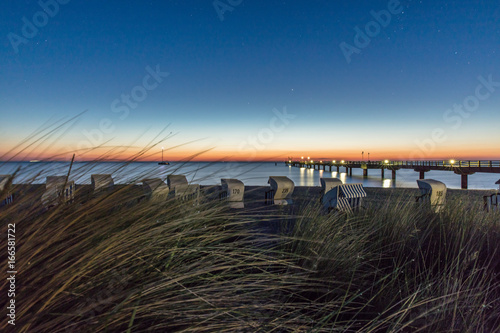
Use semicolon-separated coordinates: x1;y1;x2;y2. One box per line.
419;171;425;179
392;170;396;180
329;166;332;172
363;169;368;177
381;168;385;179
461;174;468;189
349;168;352;176
337;166;339;173
345;166;349;173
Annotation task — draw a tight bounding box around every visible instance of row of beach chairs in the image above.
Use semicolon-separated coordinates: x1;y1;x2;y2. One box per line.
1;173;498;213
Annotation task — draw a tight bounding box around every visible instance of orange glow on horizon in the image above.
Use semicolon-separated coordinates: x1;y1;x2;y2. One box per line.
1;146;499;163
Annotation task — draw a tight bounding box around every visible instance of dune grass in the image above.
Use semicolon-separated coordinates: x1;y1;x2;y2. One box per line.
1;169;499;332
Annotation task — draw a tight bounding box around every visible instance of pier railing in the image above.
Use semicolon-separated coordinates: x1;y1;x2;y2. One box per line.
288;160;500;168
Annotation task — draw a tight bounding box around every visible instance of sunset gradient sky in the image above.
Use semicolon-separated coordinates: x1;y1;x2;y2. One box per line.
1;0;499;161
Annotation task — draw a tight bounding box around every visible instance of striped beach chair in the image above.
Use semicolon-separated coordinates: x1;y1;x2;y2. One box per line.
220;178;244;208
416;179;446;213
41;176;75;208
322;183;366;213
0;175;14;207
265;176;295;205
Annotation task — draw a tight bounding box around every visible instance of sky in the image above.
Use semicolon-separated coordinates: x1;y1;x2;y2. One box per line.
1;0;499;162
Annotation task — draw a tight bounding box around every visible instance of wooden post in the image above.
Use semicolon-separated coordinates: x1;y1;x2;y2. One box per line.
363;169;368;177
381;168;385;179
392;170;396;180
461;174;468;189
345;166;348;173
419;171;425;179
349;168;352;176
336;166;339;173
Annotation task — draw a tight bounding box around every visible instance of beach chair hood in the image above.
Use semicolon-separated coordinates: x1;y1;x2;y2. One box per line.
416;179;446;213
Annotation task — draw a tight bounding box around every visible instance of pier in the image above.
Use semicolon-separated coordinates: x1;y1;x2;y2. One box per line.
285;159;500;189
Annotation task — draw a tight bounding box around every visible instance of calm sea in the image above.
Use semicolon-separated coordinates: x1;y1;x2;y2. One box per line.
0;162;499;190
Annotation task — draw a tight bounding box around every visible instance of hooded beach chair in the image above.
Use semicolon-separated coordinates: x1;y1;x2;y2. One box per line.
484;193;499;212
167;175;199;204
483;179;500;212
91;174;114;192
320;177;343;198
0;175;14;207
142;178;170;201
220;178;245;208
322;183;366;213
265;176;295;205
41;176;75;208
416;179;446;213
167;174;188;189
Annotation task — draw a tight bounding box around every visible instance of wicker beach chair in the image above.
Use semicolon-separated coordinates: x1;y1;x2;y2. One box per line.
416;179;446;213
142;178;170;201
220;178;245;208
0;175;14;207
322;183;366;213
91;174;114;192
320;177;343;200
265;176;294;205
167;175;200;205
41;176;75;208
483;180;499;212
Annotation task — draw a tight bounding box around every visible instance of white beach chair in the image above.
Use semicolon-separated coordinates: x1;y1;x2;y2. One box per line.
167;174;188;188
320;177;343;197
483;193;499;212
322;183;366;213
142;178;170;201
167;175;200;205
91;174;114;192
416;179;447;213
174;184;200;204
0;175;14;207
266;176;295;205
220;178;245;208
41;176;75;208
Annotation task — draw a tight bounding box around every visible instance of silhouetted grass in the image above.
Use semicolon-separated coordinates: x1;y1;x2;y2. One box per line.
1;162;499;332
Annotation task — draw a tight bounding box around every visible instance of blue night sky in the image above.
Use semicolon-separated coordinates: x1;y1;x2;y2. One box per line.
1;0;499;161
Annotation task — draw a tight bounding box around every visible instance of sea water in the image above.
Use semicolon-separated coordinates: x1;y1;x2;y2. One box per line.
0;161;499;190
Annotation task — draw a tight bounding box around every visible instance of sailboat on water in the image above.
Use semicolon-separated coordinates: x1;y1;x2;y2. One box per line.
158;147;169;165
